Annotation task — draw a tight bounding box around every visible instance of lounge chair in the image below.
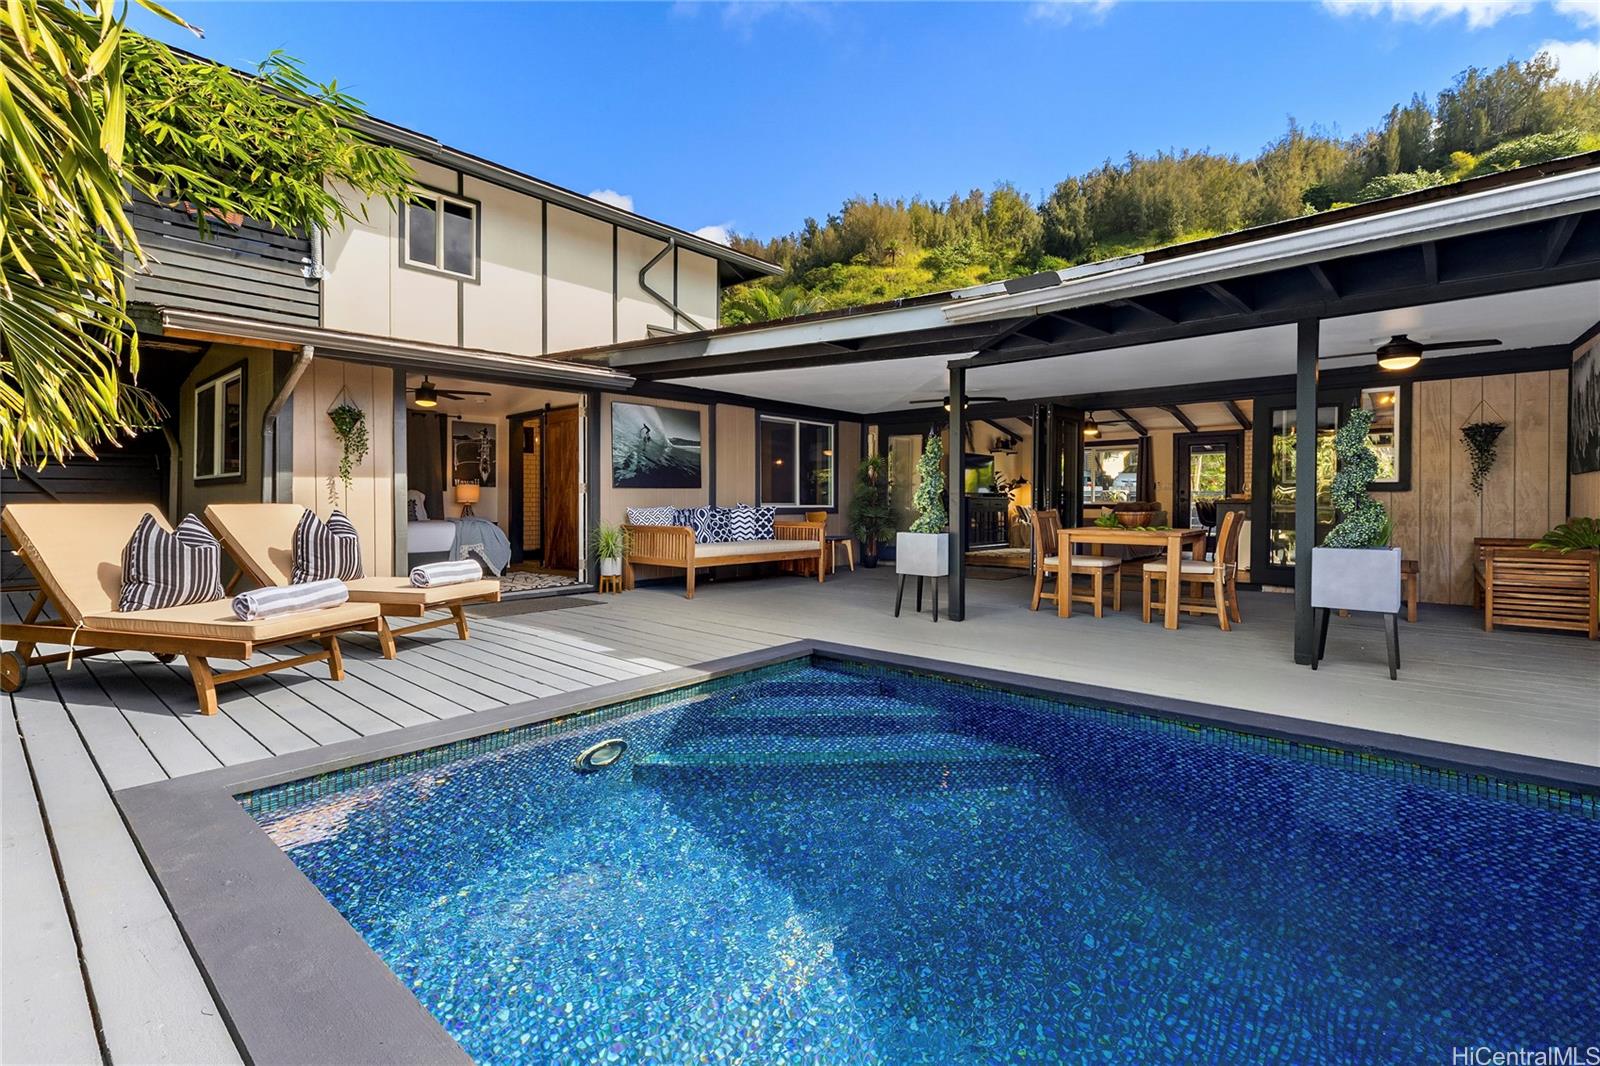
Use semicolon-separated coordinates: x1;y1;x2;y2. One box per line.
0;503;382;715
204;504;501;657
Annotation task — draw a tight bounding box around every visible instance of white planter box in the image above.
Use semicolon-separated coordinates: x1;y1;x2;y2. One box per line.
600;557;623;577
1311;547;1401;614
895;532;950;577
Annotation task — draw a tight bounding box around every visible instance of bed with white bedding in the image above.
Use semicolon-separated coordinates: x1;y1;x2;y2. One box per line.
406;491;512;574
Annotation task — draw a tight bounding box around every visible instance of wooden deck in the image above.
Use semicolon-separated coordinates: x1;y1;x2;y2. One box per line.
4;569;1596;1063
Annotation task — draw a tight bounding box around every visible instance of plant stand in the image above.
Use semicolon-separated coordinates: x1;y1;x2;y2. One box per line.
893;531;949;623
1310;546;1403;680
598;574;623;595
894;574;942;622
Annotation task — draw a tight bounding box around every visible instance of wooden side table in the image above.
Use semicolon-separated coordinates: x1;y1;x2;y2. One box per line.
1401;559;1418;623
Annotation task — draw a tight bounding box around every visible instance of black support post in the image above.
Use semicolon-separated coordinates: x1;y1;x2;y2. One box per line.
1293;320;1319;665
947;364;966;622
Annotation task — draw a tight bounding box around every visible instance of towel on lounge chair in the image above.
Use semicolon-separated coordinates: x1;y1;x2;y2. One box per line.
232;578;349;621
410;559;485;588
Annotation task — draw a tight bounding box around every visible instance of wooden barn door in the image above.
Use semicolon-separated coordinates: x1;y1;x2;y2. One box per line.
544;406;581;572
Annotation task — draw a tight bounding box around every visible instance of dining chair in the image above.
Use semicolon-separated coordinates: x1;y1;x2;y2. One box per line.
1142;509;1243;630
805;510;854;574
1026;507;1121;618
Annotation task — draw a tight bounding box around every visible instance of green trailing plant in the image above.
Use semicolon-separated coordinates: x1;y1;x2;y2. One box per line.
1093;509;1122;528
2;0;412;469
590;522;629;561
1322;407;1391;548
1531;517;1600;553
910;432;947;534
1460;421;1506;496
847;456;895;553
327;401;368;504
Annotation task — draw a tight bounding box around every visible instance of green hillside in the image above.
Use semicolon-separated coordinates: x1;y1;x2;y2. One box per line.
721;55;1600;326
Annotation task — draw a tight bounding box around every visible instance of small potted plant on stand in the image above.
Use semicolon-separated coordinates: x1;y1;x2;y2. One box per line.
848;456;895;568
591;522;629;592
1310;407;1402;678
894;432;950;620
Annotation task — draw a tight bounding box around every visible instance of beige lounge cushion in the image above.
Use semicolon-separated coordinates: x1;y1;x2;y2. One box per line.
344;576;501;606
83;599;380;643
2;502;168;622
693;540;814;559
1041;555;1119;570
204;503;305;587
1143;559;1234;576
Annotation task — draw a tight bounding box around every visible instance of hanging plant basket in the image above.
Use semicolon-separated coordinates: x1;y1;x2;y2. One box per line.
1459;396;1506;497
327;388;369;506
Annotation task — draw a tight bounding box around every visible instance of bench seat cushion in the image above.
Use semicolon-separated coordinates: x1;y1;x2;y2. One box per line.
83;599;380;643
693;540;814;560
344;577;502;606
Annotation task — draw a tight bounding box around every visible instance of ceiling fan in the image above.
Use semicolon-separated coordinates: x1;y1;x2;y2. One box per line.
1324;334;1501;372
408;376;492;408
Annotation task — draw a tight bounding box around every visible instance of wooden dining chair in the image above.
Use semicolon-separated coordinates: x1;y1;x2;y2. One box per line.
1142;509;1243;630
805;510;854;574
1026;507;1121;618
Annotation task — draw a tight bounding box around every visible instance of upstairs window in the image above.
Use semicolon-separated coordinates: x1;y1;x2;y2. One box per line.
194;366;244;481
403;190;477;279
759;416;834;508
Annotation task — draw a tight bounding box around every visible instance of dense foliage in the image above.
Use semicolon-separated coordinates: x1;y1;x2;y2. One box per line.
723;54;1600;322
910;433;947;534
1322;408;1390;549
1;0;411;468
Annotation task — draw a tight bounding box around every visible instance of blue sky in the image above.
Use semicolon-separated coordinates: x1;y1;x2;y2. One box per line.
131;1;1600;243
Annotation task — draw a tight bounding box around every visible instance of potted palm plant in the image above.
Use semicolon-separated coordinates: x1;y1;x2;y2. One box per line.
895;432;950;579
848;456;895;568
591;522;629;578
1311;407;1400;615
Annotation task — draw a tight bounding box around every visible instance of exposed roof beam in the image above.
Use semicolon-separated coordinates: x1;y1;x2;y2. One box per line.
1305;262;1339;297
1204;282;1252;315
1225;399;1253;431
1055;311;1112;336
1112;407;1148;435
1420;242;1438;285
1545;214;1581;267
1118;297;1177;325
1162;404;1200;433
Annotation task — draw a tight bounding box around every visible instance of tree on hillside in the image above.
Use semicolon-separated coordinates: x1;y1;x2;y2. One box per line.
1;0;411;468
721;285;829;325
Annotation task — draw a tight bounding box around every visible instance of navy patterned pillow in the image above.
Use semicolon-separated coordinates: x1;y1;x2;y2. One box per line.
626;506;677;526
682;507;718;544
723;505;775;541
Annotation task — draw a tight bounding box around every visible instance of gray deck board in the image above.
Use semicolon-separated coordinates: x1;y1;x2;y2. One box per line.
49;659;173;790
1;699;101;1066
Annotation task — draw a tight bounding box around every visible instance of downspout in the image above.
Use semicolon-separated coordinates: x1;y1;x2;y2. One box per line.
639;238;707;332
262;345;314;502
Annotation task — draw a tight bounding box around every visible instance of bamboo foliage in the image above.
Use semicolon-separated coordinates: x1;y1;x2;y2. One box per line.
0;0;412;469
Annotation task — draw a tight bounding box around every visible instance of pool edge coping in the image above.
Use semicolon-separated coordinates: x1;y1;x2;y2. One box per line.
114;639;1599;1065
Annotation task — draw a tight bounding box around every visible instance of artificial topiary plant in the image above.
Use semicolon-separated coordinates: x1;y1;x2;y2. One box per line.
910;432;948;533
1322;406;1391;548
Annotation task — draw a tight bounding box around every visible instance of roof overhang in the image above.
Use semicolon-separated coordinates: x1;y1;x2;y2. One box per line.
155;310;635;391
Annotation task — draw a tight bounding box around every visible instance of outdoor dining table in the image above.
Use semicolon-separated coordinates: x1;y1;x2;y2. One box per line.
1060;525;1210;630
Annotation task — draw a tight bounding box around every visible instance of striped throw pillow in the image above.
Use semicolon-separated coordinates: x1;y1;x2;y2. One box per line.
291;509;363;584
117;513;225;612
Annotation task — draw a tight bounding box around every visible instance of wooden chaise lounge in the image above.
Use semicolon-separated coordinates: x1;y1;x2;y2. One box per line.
204;504;502;657
622;520;827;598
0;503;383;715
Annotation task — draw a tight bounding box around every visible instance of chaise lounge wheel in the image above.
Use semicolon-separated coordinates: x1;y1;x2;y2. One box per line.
154;653;177;664
0;651;26;693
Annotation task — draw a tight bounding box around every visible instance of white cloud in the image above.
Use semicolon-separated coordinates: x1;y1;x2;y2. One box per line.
692;224;734;246
1320;0;1533;29
1027;0;1118;25
1536;36;1600;79
1553;0;1599;28
588;189;634;212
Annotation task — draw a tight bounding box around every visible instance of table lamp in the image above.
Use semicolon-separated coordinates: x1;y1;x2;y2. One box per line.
454;482;480;517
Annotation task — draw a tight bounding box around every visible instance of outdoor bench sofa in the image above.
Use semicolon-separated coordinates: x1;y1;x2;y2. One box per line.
1473;536;1598;639
623;513;827;598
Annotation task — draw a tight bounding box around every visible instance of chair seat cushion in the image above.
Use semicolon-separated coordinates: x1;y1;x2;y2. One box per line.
694;540;812;560
344;577;501;606
1143;559;1233;576
1041;555;1119;570
84;599;380;643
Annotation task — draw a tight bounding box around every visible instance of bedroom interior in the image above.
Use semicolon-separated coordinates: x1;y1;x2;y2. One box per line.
404;374;584;595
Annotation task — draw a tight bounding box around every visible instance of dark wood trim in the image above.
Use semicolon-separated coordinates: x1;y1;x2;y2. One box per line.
1293;321;1319;666
392;374;407;569
1224;399;1252;430
708;403;718;509
1111;407;1147;435
191;358;249;486
754;411;841;514
613;378;856;426
1161;404;1199;433
947;364;965;622
1571;319;1600;350
1171;430;1244;528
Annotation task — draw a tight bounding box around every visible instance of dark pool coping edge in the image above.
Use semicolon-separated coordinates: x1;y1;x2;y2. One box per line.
114;639;1597;1065
804;641;1600;795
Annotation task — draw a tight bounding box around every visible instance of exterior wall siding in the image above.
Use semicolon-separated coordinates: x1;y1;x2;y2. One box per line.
289;359;397;577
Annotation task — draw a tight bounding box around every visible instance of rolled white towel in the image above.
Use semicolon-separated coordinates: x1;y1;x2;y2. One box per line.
233;579;349;621
411;559;485;587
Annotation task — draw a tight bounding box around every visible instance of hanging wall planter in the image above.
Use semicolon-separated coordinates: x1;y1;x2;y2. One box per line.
1459;399;1506;497
327;388;369;506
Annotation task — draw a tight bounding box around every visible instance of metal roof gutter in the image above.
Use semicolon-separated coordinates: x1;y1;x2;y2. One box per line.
943;166;1600;325
157;310;636;390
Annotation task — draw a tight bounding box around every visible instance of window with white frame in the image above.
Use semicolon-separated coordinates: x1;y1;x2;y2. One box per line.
759;416;834;508
403;190;477;279
194;366;244;481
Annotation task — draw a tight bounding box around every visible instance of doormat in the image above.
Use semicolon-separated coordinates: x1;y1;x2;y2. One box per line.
499;570;580;594
468;597;601;618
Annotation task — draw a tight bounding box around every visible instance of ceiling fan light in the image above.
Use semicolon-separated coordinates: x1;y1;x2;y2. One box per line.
1377;353;1421;371
1082;416;1100;439
414;380;438;407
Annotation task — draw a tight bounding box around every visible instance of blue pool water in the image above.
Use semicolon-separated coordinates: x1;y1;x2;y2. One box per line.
246;658;1599;1064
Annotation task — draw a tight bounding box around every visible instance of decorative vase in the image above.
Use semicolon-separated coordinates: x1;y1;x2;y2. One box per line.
895;532;950;577
1310;547;1402;613
600;557;622;578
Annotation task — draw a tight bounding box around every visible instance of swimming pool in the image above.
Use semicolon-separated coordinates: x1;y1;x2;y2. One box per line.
244;656;1599;1064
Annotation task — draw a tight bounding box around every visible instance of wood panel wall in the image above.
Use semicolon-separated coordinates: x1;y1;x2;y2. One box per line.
290;359;396;577
1384;369;1568;605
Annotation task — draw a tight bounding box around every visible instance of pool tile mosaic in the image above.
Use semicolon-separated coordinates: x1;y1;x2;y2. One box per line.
247;658;1600;1064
